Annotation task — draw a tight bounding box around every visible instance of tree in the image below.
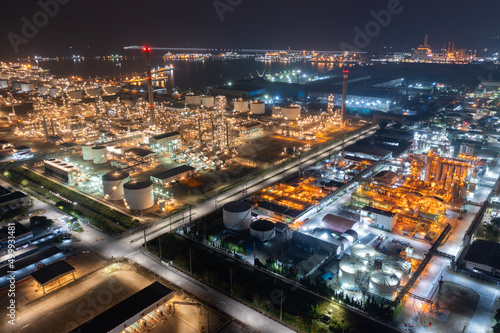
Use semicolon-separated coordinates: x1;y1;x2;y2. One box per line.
21;179;29;186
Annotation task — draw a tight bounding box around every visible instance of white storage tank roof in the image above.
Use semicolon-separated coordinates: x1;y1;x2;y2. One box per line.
369;270;400;295
339;258;366;290
382;257;411;278
223;201;252;232
124;180;154;210
102;171;130;201
350;243;376;261
250;220;275;241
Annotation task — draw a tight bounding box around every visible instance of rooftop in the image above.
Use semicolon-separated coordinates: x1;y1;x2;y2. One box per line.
463;239;500;271
151;165;196;180
30;260;75;285
151;131;181;141
73;282;174;333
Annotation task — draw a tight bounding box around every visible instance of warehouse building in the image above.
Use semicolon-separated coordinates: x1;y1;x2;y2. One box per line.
150;165;196;186
72;281;174;333
30;260;76;294
0;186;30;213
461;240;500;283
360;206;397;231
149;131;181;153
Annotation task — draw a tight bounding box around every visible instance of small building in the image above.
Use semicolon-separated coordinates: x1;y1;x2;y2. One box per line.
462;240;500;278
30;260;76;294
0;140;13;149
0;222;33;245
0;185;30;212
149;131;181;153
125;148;157;160
256;201;304;223
72;281;174;333
373;170;400;184
321;214;359;233
150;165;196;186
239;121;261;136
360;206;397;231
344;144;392;160
296;253;328;280
44;159;77;183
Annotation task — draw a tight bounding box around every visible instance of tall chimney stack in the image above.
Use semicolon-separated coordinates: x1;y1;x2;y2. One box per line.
341;70;349;129
143;46;155;125
424;33;429;47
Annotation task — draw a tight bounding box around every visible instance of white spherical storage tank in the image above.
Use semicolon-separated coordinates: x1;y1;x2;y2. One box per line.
250;220;275;241
201;95;215;108
339;258;367;290
82;144;93;160
234;99;249;112
124;180;154;210
369;270;400;296
350;243;376;261
223;201;252;232
282;105;301;120
382;257;411;278
92;146;108;164
102;171;130;200
250;101;265;114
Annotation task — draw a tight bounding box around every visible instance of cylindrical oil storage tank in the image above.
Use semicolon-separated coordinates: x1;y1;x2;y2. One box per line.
86;88;101;98
92;146;108;164
223;201;252;232
49;87;61;98
250;220;275;240
337;236;350;250
234;99;249;112
124;180;154;210
67;90;83;100
102;171;130;200
341;229;358;244
20;82;35;92
82;144;93;160
185;94;202;106
39;86;50;96
272;107;282;117
201;95;215;108
382;257;411;278
282;105;301;120
339;258;366;290
250;101;265;114
369;270;400;296
103;85;118;95
350;243;376;261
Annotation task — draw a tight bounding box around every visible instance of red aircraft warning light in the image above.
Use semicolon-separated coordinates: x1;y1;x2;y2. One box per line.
143;46;151;52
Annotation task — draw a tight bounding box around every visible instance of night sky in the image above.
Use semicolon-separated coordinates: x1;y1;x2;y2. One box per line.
1;0;499;59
